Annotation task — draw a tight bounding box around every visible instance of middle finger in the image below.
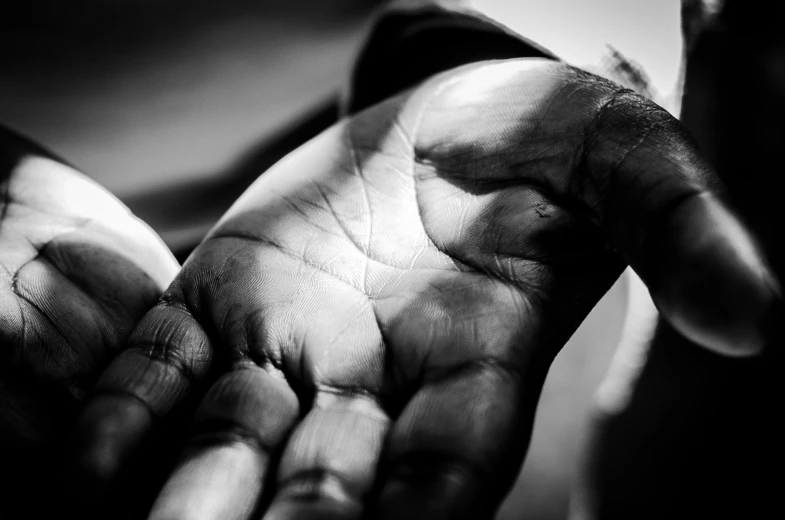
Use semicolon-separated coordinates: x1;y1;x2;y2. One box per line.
148;367;299;520
263;387;389;520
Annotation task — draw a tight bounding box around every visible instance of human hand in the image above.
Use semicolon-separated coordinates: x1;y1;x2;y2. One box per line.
72;59;779;520
0;127;179;515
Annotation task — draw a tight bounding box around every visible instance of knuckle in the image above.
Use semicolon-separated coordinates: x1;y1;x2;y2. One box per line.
92;304;213;416
193;368;299;447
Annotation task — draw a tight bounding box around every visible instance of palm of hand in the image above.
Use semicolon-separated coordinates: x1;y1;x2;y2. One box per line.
0;129;178;501
205;59;623;513
82;59;747;520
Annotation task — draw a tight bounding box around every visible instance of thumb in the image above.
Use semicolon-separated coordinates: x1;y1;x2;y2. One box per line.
585;87;781;357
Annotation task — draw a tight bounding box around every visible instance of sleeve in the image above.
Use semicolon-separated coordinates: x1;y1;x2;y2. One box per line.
345;0;687;116
344;0;556;114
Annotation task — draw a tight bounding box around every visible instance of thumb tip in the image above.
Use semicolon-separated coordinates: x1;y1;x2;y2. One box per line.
640;193;782;358
665;277;782;359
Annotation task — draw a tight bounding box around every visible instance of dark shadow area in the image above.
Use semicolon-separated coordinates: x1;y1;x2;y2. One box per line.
587;0;785;517
0;0;381;30
0;126;185;520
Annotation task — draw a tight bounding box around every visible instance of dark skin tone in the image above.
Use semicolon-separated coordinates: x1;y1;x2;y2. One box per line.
0;127;179;516
69;59;779;519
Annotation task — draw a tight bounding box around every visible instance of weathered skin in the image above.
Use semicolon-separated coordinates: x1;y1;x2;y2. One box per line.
0;127;179;515
73;59;779;520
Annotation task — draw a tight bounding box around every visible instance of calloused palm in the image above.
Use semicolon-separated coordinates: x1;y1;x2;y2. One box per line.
0;127;179;515
74;59;778;520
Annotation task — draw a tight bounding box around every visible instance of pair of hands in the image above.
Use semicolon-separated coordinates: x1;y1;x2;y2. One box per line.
2;59;778;519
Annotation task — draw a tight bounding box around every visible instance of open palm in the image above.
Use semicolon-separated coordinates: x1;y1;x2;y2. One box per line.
0;127;179;516
75;59;778;520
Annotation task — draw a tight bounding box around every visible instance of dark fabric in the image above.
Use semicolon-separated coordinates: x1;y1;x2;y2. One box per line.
345;4;556;115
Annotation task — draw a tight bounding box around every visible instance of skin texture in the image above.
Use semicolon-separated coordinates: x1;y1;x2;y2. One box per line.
72;59;780;520
0;127;179;517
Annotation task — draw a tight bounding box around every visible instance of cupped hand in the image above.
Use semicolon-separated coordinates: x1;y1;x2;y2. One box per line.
73;59;779;520
0;127;179;514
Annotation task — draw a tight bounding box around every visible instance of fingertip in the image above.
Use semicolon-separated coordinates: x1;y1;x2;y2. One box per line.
264;501;361;520
264;474;364;520
636;193;782;357
66;393;154;506
149;443;266;520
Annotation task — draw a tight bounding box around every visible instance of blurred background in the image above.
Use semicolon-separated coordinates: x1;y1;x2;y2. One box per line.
1;1;636;518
